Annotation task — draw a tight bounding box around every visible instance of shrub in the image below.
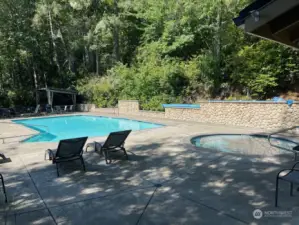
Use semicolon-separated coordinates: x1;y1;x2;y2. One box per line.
77;75;119;107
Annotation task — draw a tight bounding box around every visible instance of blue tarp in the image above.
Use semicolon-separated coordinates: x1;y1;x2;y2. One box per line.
287;99;294;106
272;97;285;102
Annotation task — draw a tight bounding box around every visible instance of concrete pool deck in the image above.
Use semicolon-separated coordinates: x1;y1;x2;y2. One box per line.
1;113;299;225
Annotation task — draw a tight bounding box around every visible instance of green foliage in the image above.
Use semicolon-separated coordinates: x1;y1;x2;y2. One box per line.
141;95;181;111
1;0;299;110
226;95;252;101
228;40;295;98
77;76;119;107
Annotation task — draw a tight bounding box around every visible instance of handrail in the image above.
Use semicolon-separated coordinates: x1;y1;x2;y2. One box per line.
268;126;298;140
0;121;50;144
0;134;33;144
0;121;49;132
267;126;299;153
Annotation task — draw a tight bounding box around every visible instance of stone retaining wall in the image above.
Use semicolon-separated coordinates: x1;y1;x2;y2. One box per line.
91;100;299;130
165;102;299;130
139;110;165;118
77;104;96;112
118;100;139;114
92;107;118;114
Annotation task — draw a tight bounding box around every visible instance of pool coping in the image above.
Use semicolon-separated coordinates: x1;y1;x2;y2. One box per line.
12;114;166;143
1;111;264;145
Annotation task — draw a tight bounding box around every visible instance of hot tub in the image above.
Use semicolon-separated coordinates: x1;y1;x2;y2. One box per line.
191;134;299;156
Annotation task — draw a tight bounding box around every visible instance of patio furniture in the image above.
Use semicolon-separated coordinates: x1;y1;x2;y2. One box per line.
8;108;17;117
86;130;131;164
0;173;7;203
20;104;40;117
36;88;77;111
54;106;62;114
0;153;11;163
0;153;6;160
68;105;74;112
293;145;299;161
275;161;299;207
45;104;53;113
0;108;11;118
45;137;88;176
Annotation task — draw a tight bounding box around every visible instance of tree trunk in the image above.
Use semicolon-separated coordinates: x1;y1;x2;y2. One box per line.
213;0;222;96
58;28;73;72
43;72;48;88
47;8;61;75
84;46;89;68
215;2;222;70
113;27;120;62
113;0;120;62
33;66;38;89
96;50;99;75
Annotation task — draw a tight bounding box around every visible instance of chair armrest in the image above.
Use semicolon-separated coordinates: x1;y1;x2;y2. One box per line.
277;169;293;179
0;153;6;160
292;161;299;169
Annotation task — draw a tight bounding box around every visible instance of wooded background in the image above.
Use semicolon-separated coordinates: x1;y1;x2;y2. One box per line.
1;0;299;110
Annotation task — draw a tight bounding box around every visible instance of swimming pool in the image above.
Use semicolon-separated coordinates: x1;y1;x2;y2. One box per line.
191;134;299;156
14;115;163;143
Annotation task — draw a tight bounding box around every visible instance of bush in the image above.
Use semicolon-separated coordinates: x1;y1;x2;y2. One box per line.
140;95;182;111
77;53;218;110
225;95;252;101
77;75;119;107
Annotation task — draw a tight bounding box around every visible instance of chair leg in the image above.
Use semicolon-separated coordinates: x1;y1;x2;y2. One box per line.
56;163;60;177
290;183;294;196
80;156;86;171
122;147;129;160
45;149;54;161
44;150;49;160
104;150;111;164
275;177;279;207
0;174;7;203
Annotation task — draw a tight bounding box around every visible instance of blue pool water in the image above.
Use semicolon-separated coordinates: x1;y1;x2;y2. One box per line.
191;134;299;154
14;115;163;143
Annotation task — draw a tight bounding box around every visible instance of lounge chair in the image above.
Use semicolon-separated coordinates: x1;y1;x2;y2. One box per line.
45;137;88;176
275;161;299;207
0;173;7;203
63;105;68;113
0;153;7;160
68;105;74;112
45;104;53;113
54;106;62;114
86;130;131;164
0;108;11;118
20;104;40;117
33;105;40;114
